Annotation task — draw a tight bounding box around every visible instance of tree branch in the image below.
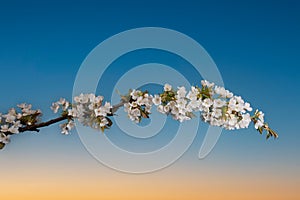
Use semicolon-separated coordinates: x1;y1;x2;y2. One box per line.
5;101;127;135
18;115;69;133
109;99;127;116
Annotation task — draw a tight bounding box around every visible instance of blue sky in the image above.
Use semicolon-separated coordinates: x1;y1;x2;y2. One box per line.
0;0;299;176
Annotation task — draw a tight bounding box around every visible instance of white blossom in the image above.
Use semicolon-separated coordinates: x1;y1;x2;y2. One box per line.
0;121;21;134
3;108;17;123
62;101;70;111
59;121;75;135
202;98;213;108
0;133;10;144
58;98;66;105
94;102;112;117
257;111;264;122
17;103;34;115
1;125;9;133
51;98;71;113
74;93;89;104
187;100;201;111
131;108;141;117
238;113;251;129
4;114;16;123
68;108;78;118
130;90;140;100
176;86;187;98
254;120;264;129
124;90;153;123
163;105;170;113
100;117;109;127
244;102;252;112
186;87;199;101
201;80;215;88
60;123;70;135
66;121;75;130
152;95;161;106
253;110;265;130
170;106;180;115
164;83;172;92
213;99;226;108
214;86;233;98
51;103;60;113
211;108;222;118
8;125;19;134
157;105;165;113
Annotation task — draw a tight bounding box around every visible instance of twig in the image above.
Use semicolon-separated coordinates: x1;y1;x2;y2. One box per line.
5;101;127;135
18;115;69;133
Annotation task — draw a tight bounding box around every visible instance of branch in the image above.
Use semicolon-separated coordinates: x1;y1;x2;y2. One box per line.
109;99;127;116
5;101;127;135
18;115;68;133
0;80;279;150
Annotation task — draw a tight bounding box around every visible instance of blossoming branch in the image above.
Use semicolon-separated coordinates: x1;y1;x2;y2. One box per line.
0;80;278;150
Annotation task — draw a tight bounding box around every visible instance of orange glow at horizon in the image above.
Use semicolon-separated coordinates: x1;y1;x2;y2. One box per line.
2;162;299;200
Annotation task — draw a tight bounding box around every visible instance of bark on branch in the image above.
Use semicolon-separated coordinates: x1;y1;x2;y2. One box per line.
18;116;69;133
8;101;127;135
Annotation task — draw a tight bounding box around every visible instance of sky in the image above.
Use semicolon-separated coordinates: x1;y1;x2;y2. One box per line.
0;0;299;199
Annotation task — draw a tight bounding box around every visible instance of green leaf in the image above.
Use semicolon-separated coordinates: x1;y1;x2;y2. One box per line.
0;142;5;150
100;126;105;132
221;106;228;119
258;127;263;134
106;117;113;127
269;129;279;139
141;111;149;118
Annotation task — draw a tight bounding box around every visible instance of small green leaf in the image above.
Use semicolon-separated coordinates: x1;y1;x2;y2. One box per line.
0;142;5;150
258;127;263;134
106;117;113;127
269;129;279;139
100;126;105;132
141;111;149;118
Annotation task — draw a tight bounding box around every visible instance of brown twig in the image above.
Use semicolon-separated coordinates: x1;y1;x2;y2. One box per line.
108;99;127;116
18;115;69;133
5;101;127;135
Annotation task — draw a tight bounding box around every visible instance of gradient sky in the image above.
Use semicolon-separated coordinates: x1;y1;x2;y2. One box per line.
0;0;299;199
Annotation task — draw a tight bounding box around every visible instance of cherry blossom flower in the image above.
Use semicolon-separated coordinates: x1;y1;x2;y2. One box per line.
123;90;153;123
164;83;172;92
0;133;10;144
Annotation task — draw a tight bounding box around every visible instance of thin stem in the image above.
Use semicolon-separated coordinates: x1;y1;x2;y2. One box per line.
109;99;127;116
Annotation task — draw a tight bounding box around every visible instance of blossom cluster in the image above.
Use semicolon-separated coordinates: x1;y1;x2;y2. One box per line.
51;98;74;135
253;109;265;129
153;84;195;122
197;80;254;130
150;81;262;131
120;81;277;138
124;90;153;123
0;103;42;145
51;94;113;134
